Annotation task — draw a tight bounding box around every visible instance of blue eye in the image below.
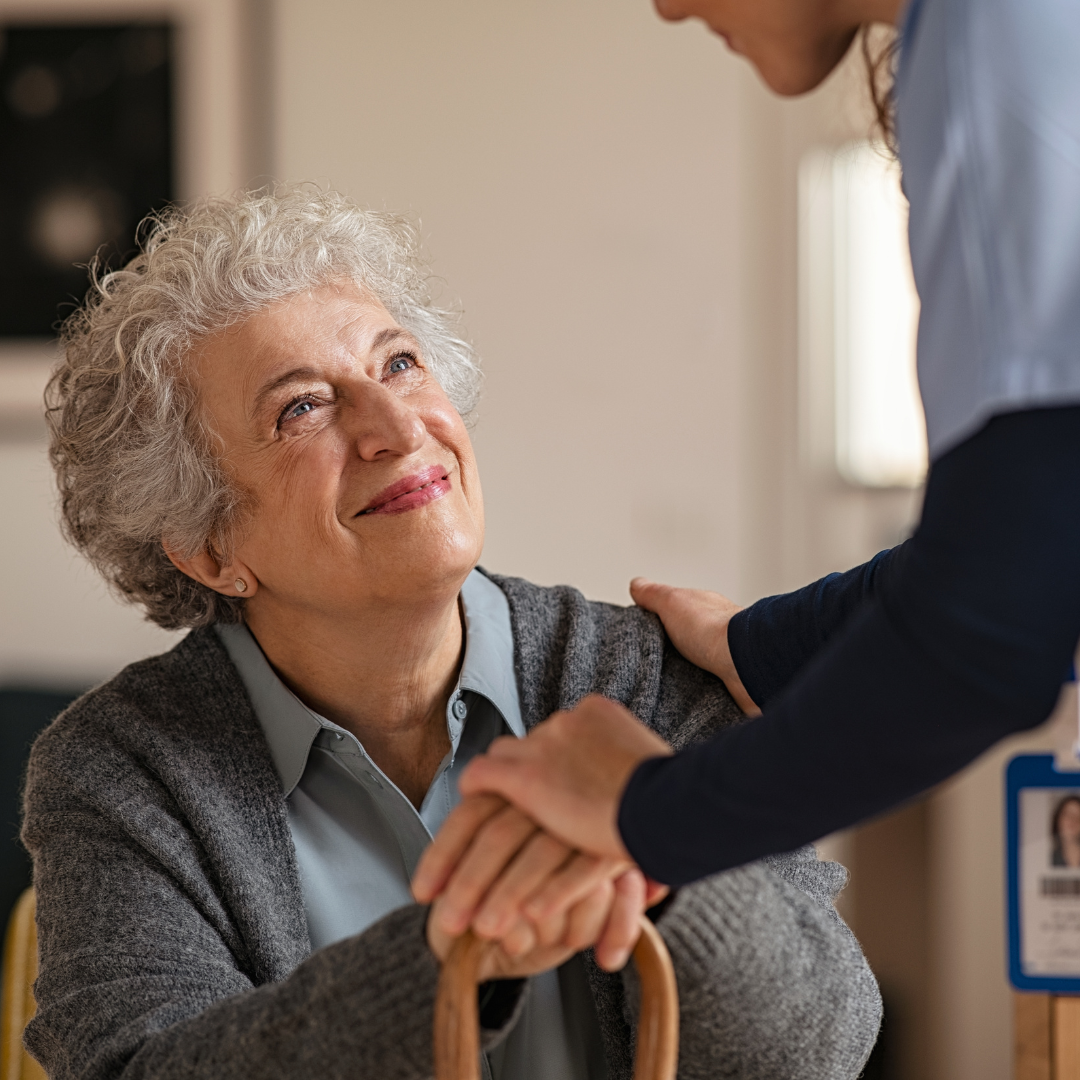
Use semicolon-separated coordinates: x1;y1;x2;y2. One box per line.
389;355;414;373
278;398;318;428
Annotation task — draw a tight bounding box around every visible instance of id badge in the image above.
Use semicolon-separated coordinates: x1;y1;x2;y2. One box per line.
1007;753;1080;991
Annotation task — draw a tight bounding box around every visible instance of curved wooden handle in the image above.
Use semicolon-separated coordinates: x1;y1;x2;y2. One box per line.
433;916;679;1080
433;930;487;1080
629;918;679;1080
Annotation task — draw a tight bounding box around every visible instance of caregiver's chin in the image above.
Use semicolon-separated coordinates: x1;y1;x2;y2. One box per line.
653;0;904;96
169;281;484;811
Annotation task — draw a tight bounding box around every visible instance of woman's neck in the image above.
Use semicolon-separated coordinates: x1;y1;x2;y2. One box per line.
243;589;464;809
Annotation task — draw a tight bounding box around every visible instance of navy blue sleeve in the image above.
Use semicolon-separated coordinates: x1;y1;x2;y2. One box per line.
728;544;907;708
620;405;1080;886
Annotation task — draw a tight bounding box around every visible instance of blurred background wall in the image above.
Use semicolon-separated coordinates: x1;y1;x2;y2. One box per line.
0;1;1069;1076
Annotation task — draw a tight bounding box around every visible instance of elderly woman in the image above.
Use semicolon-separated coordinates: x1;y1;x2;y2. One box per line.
23;188;880;1080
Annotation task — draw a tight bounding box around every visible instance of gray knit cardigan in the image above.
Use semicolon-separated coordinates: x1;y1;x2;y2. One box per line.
21;572;881;1080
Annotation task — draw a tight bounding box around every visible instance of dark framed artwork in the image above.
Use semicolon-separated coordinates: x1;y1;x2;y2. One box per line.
0;23;174;336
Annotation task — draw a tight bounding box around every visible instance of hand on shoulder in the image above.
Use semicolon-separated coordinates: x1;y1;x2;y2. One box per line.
630;578;761;716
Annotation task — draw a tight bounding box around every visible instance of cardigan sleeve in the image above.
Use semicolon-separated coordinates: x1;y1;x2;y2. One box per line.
634;847;881;1080
727;543;907;707
22;722;523;1080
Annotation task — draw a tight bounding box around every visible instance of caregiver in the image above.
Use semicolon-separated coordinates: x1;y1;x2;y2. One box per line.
420;0;1080;892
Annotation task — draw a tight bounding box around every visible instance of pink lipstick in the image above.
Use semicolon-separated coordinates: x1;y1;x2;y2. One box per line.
356;464;451;516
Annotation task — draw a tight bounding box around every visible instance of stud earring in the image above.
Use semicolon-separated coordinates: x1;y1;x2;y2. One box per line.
234;578;248;594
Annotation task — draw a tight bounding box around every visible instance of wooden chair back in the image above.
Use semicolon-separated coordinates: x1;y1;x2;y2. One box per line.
1;889;46;1080
435;915;679;1080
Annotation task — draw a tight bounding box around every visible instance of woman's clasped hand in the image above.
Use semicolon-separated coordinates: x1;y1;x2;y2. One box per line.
415;793;668;976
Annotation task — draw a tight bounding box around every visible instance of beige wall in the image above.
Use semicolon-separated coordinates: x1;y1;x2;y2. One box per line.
0;429;180;687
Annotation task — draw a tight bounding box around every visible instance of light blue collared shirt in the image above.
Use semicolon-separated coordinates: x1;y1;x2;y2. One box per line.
216;570;606;1080
897;0;1080;458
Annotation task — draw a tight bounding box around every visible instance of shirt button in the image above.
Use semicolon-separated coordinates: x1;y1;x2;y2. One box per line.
452;698;468;721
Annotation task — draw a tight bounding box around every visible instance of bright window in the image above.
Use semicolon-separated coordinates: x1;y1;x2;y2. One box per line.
800;141;927;488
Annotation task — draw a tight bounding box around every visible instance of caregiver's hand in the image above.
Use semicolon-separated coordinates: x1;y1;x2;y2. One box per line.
630;577;761;716
415;793;655;972
457;695;672;860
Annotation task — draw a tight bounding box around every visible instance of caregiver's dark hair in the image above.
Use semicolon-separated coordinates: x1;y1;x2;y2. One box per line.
861;23;899;151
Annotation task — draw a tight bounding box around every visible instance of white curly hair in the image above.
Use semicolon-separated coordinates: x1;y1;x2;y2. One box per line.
47;185;482;630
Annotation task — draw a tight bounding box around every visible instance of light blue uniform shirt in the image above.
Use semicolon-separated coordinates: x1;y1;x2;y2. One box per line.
216;570;606;1080
897;0;1080;458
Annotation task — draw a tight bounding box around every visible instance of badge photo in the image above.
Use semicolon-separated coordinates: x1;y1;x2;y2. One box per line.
1007;754;1080;992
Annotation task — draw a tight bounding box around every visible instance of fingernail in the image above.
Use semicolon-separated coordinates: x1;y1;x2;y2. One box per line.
606;950;629;971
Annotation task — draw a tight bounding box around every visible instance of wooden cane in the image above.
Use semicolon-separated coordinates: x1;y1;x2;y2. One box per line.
433;915;679;1080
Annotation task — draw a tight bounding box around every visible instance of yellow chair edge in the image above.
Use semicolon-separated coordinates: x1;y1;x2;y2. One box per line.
1;888;42;1080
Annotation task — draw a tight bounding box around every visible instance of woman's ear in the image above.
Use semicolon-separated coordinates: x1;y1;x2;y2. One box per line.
163;543;258;599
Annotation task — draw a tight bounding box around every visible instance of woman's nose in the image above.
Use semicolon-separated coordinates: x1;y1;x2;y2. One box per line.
348;381;427;460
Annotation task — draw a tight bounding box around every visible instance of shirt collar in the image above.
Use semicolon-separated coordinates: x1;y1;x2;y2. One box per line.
215;567;523;796
215;618;322;795
457;568;525;738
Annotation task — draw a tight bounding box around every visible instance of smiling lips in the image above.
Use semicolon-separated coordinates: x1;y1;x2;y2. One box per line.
356;465;452;516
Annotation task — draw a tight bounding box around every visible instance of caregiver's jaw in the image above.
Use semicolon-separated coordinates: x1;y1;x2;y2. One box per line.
356;464;452;517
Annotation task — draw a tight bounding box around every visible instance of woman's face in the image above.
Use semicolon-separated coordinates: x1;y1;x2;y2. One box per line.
653;0;874;96
188;280;484;619
1060;800;1080;844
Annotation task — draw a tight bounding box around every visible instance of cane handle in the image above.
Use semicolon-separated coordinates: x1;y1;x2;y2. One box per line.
433;915;678;1080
